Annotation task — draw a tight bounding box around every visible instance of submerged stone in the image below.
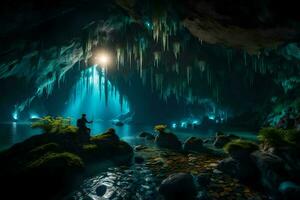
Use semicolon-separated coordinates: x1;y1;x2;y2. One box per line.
96;185;107;196
159;173;197;200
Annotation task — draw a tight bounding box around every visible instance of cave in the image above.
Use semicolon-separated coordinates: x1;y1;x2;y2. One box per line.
1;0;300;199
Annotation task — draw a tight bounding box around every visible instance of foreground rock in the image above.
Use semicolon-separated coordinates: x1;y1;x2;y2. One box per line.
279;181;300;200
217;157;258;183
251;151;287;196
139;131;155;140
0;128;133;200
159;173;197;200
155;132;182;150
183;137;204;152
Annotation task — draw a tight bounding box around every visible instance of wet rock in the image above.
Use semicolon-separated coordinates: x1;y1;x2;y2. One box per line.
279;181;300;200
139;131;153;138
183;137;204;152
197;173;211;188
90;128;119;144
87;129;133;163
217;157;258;183
134;145;147;151
96;185;107;196
251;151;288;195
146;134;155;140
224;139;258;161
159;173;197;200
213;135;232;148
134;156;145;164
155;132;182;150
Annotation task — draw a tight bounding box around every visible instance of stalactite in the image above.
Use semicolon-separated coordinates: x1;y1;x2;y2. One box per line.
187;66;192;85
133;44;138;61
154;51;161;67
175;63;179;74
139;39;146;78
173;42;180;59
198;60;206;72
120;48;125;68
116;48;121;70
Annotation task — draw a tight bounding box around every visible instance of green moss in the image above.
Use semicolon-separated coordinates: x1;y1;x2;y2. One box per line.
82;144;98;151
90;129;119;144
224;139;258;154
258;127;300;148
283;129;300;145
154;124;167;133
29;143;61;156
32;116;78;134
27;152;84;169
258;127;287;147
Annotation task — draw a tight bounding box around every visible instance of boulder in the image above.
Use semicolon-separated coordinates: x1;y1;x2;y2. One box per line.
251;151;288;195
145;134;155;140
159;173;197;200
224;139;258;161
279;181;300;200
155;132;182;150
134;145;147;151
183;137;204;152
139;131;153;138
217;157;258;183
90;128;120;144
213;135;232;148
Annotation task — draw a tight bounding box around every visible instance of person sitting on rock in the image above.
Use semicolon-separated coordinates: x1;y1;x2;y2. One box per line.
77;114;93;134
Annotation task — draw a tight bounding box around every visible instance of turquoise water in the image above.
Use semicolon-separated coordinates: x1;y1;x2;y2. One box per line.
0;121;257;151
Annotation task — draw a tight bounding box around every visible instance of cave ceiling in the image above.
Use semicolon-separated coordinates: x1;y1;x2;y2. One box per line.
1;0;300;114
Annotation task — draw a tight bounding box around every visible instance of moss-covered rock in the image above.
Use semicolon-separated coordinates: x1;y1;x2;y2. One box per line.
183;137;204;152
224;139;258;160
90;128;120;144
86;129;133;163
258;127;300;150
0;127;133;199
155;131;182;150
213;135;232;148
26;152;84;170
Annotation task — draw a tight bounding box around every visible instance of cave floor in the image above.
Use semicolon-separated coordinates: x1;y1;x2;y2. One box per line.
71;145;268;200
136;146;267;200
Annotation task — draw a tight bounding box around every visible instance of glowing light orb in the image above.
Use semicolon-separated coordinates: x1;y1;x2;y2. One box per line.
208;114;215;120
192;120;199;125
12;111;18;120
30;114;39;119
95;51;111;67
171;123;177;128
181;122;187;128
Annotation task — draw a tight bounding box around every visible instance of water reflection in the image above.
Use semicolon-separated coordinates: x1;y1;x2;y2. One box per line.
70;164;158;200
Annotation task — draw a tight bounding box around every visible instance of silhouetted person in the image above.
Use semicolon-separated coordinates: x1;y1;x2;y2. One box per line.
77;114;93;134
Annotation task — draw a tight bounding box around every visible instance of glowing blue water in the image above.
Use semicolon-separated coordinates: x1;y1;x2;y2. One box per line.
64;66;130;122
